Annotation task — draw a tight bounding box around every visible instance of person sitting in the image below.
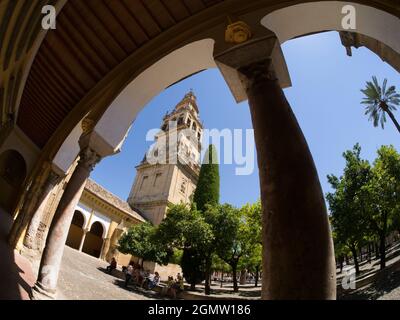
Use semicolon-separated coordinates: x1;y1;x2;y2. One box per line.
147;272;160;290
167;276;177;299
170;273;184;297
140;269;151;288
106;258;117;274
132;267;141;285
124;263;134;288
177;273;184;292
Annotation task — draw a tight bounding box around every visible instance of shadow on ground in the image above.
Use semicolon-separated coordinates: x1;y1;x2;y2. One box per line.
0;207;34;300
112;278;169;300
339;270;400;300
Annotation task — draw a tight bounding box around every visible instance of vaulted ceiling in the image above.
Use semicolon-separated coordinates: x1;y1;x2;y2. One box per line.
3;0;400;150
16;0;224;148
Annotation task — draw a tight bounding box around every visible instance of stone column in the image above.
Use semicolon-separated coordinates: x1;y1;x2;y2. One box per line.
78;229;88;252
24;171;62;250
215;37;336;299
104;220;119;262
99;238;106;260
7;161;50;249
31;147;101;299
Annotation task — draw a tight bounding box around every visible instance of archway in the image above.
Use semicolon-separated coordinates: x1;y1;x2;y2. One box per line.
18;0;400;300
82;221;104;258
65;210;85;250
0;150;27;212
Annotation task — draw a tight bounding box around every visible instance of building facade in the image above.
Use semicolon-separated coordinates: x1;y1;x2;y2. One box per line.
66;179;145;267
128;91;203;225
65;92;203;278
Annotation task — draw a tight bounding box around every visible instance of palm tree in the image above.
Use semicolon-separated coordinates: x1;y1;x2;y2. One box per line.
361;76;400;133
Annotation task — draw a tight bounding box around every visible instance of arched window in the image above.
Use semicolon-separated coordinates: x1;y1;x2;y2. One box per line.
82;221;105;258
71;210;85;228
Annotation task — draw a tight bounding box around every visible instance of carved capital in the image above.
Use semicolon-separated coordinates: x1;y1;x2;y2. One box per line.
78;147;101;172
238;59;278;91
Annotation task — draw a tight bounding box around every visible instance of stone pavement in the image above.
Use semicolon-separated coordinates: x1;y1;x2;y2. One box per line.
338;241;400;300
57;246;158;300
2;204;400;300
0;207;35;300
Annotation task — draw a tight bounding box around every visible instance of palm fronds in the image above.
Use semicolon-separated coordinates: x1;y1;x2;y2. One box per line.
361;76;400;129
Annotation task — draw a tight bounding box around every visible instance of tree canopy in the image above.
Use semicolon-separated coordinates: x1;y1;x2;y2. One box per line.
118;222;172;266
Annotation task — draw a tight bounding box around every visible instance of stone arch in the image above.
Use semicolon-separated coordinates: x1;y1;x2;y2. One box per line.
0;149;27;212
65;210;85;250
82;221;104;258
261;1;400;72
92;39;216;155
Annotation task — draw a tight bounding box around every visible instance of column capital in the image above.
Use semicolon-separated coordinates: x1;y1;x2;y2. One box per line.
214;35;291;103
78;147;101;172
238;59;278;91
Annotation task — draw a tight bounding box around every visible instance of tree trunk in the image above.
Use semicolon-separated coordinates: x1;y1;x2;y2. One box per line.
204;256;212;295
350;247;360;275
232;264;238;293
385;109;400;134
379;234;386;270
367;243;371;263
375;242;380;259
345;255;349;265
190;282;195;291
255;266;259;287
339;256;343;273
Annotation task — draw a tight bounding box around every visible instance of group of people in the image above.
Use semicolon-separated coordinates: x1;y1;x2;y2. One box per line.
106;258;185;299
163;273;184;299
123;262;161;290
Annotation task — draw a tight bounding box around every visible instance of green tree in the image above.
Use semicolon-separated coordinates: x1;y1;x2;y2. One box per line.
238;201;262;287
365;145;400;269
205;204;242;292
326;144;372;274
156;203;214;289
180;247;206;290
240;243;262;287
361;76;400;133
118;222;172;266
193;144;220;212
192;144;220;295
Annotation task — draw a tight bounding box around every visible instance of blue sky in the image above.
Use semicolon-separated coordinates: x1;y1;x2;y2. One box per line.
91;31;400;208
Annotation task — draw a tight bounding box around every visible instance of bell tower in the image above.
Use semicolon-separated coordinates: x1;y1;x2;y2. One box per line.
127;91;203;225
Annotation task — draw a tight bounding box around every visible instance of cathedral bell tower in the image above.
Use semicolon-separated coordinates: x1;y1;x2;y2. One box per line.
127;91;203;225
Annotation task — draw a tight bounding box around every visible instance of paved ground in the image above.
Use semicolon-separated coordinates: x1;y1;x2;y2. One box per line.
58;246;158;300
0;208;35;300
2;205;400;300
338;242;400;300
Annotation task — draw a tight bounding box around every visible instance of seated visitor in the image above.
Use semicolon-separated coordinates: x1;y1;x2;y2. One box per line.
140;269;151;288
167;276;177;299
106;258;117;274
132;267;140;285
124;263;134;288
147;272;160;290
177;273;184;292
